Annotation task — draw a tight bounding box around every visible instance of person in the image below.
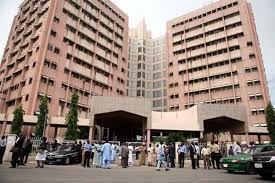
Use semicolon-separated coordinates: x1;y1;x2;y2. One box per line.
95;141;103;168
128;143;134;166
101;141;112;169
0;136;7;164
77;141;82;164
35;137;47;168
195;143;200;168
209;141;216;169
151;145;157;167
120;143;129;168
147;144;153;166
189;142;197;169
83;140;92;168
10;132;25;168
233;142;241;155
81;142;85;166
91;143;95;165
111;143;117;164
139;143;146;166
228;146;234;156
178;143;186;168
22;139;32;165
168;143;175;168
51;140;59;151
156;142;169;171
213;141;221;169
201;144;211;169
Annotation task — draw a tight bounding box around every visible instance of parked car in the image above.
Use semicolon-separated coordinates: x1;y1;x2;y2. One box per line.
45;144;79;165
220;144;275;174
253;150;275;179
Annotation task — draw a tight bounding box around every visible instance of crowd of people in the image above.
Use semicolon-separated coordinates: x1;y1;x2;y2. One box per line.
1;133;251;171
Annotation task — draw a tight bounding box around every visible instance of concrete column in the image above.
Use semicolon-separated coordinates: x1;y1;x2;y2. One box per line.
257;135;261;144
1;121;7;135
146;129;151;148
89;126;94;141
245;133;249;145
160;132;163;137
199;131;204;139
45;124;50;138
106;128;110;141
101;127;105;141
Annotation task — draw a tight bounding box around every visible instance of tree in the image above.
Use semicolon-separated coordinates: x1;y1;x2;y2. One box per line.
11;105;24;134
65;92;79;140
265;101;275;144
35;95;48;137
167;132;186;143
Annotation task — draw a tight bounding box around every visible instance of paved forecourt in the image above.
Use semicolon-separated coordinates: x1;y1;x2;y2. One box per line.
0;164;274;183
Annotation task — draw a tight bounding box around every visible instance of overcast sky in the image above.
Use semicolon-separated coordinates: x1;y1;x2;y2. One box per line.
0;0;274;103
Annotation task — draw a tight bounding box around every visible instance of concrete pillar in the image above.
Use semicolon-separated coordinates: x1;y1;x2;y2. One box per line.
101;127;105;141
1;121;7;135
245;133;249;145
45;124;50;138
146;129;151;148
106;128;110;141
160;131;163;137
199;131;204;139
257;134;261;144
89;126;94;141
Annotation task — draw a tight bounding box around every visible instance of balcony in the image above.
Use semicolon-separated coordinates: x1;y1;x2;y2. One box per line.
66;18;77;28
204;21;224;32
173;35;182;43
9;90;20;100
173;44;183;52
75;51;92;63
228;39;239;47
93;59;110;72
82;15;97;28
94;73;108;85
188;58;207;68
225;16;241;26
65;31;75;41
71;62;91;77
230;50;241;59
189;82;208;91
67;45;73;55
186;38;204;48
207;53;229;64
188;48;205;57
112;56;118;65
64;1;79;15
188;70;208;80
99;27;113;39
98;37;112;50
226;26;243;36
208;65;231;76
186;28;203;39
81;26;96;40
78;38;94;50
205;32;226;42
210;77;232;87
101;16;114;29
207;42;227;52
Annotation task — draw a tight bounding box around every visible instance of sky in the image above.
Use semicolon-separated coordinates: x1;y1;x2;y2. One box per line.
0;0;274;103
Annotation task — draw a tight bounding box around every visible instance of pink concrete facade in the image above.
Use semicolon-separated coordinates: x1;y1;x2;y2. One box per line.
166;0;270;133
0;0;128;137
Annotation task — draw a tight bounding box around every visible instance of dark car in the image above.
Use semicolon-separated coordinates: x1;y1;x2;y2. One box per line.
220;144;275;174
45;144;80;165
253;150;275;179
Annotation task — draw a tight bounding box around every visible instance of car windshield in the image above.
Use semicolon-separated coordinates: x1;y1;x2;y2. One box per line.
242;147;262;155
57;145;72;152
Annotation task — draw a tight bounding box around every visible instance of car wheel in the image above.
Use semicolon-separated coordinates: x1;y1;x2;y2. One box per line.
245;162;256;174
259;172;273;179
227;170;234;173
65;157;70;165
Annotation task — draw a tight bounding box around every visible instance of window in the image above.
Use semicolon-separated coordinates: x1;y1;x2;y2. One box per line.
25;94;29;101
247;41;253;47
50;30;57;37
32;62;36;68
54;16;60;23
54;47;60;54
249;53;256;59
48;44;54;51
29;78;32;84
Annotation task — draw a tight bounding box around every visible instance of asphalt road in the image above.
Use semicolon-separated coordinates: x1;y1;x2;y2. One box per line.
0;165;274;183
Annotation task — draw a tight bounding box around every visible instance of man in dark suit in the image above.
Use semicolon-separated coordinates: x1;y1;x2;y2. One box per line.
168;143;175;168
189;142;197;169
10;132;25;168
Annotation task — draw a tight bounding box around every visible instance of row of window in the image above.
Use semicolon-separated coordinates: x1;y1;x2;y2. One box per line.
172;1;238;29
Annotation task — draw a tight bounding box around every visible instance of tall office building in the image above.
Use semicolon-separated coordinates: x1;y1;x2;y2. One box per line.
0;0;128;137
166;0;270;135
127;20;167;111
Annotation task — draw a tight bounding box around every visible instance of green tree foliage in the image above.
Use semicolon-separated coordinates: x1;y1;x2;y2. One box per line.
266;101;275;143
65;92;79;140
11;105;24;134
167;132;186;143
35;96;48;137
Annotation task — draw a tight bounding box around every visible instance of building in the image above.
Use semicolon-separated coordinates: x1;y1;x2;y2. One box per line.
166;0;270;141
0;0;128;137
127;19;167;111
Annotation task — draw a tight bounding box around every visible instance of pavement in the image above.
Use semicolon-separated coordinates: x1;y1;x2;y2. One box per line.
0;163;274;183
